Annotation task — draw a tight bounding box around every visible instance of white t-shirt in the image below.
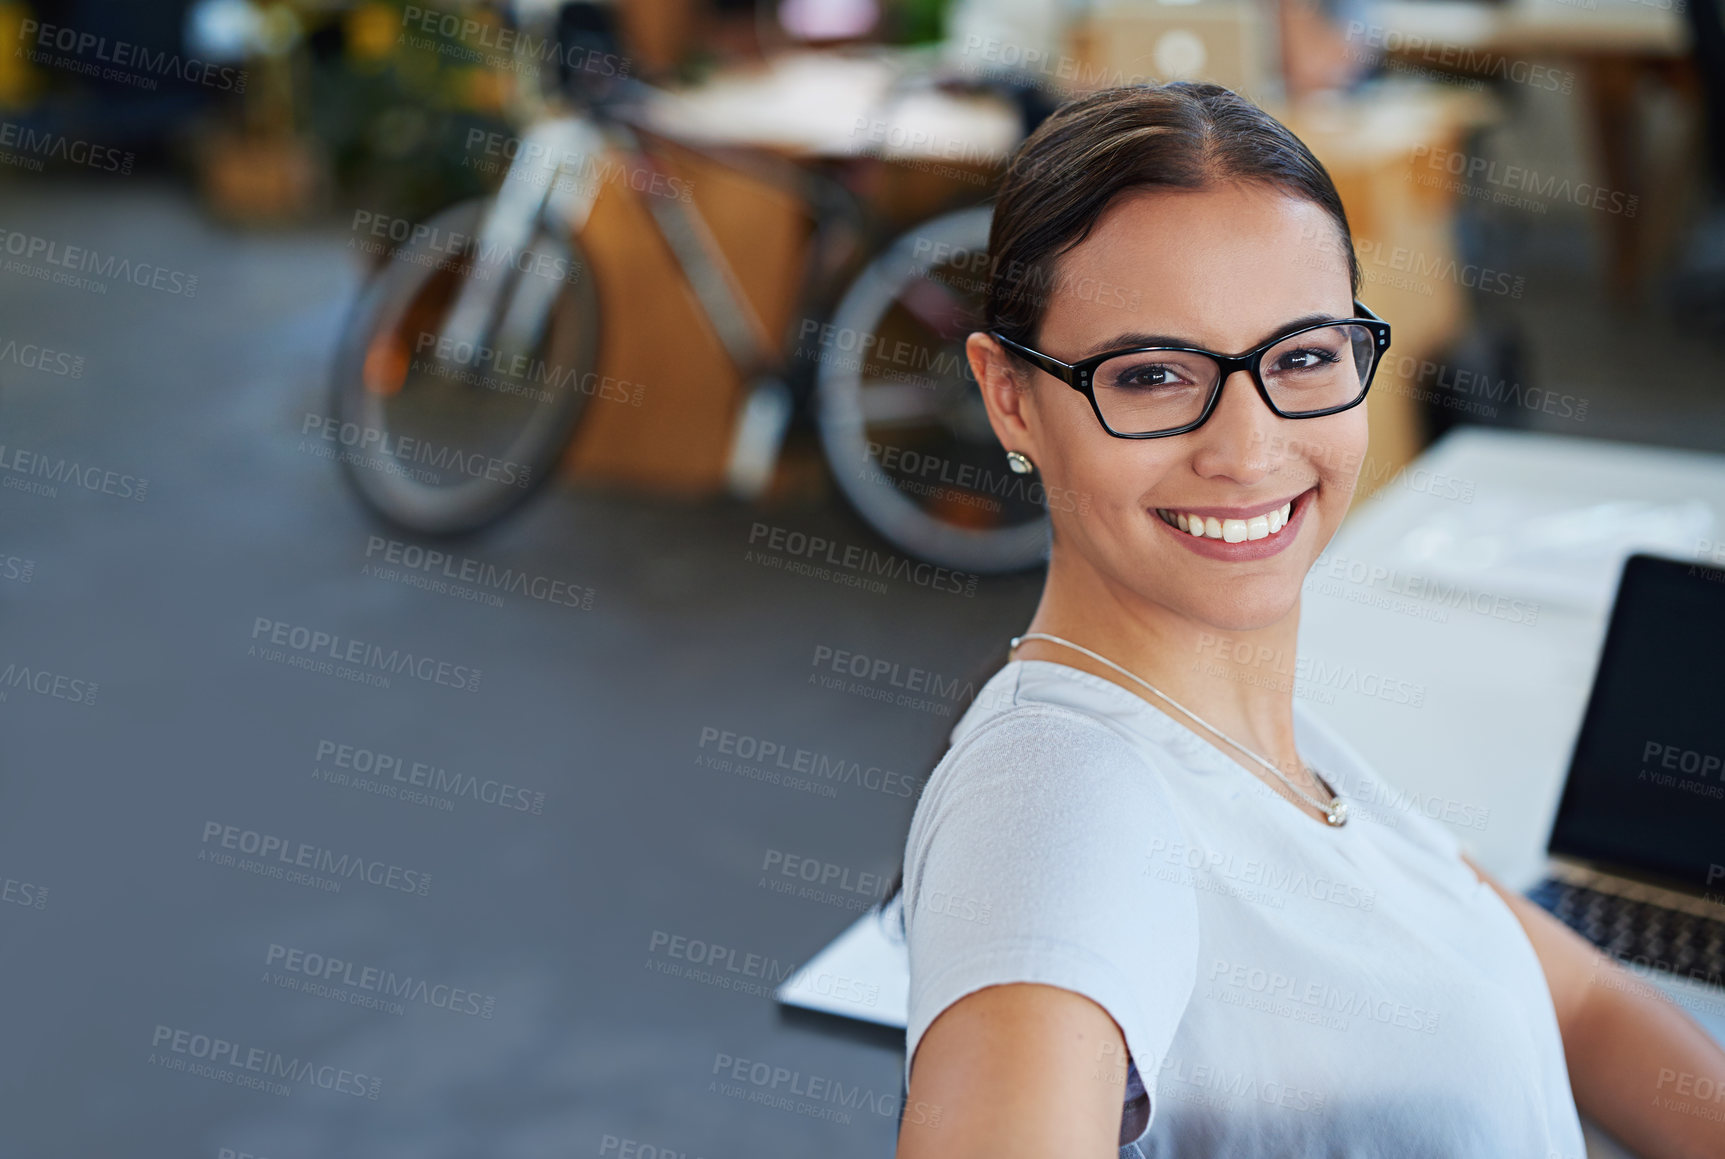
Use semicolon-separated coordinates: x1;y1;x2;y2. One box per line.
901;658;1587;1158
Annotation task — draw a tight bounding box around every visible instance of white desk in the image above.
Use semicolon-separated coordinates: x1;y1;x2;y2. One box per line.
641;47;1020;161
778;428;1725;1155
1374;0;1688;58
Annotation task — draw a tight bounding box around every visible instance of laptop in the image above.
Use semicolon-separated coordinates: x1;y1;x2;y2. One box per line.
1065;1;1276;104
1528;553;1725;994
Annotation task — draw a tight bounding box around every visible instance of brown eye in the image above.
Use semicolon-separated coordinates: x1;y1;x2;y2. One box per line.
1271;347;1342;374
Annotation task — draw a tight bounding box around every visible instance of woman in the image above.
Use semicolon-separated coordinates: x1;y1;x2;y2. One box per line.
891;83;1725;1158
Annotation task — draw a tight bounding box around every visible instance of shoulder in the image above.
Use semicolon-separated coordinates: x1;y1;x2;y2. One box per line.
912;699;1188;852
903;696;1198;941
953;697;1168;779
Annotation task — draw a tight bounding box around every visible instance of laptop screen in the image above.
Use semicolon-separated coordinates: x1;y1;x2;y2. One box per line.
1548;554;1725;894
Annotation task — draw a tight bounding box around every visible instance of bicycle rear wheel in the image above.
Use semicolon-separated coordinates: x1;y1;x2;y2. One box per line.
327;196;602;536
815;204;1051;575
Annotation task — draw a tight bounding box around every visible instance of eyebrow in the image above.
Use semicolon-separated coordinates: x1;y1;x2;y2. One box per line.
1076;312;1343;360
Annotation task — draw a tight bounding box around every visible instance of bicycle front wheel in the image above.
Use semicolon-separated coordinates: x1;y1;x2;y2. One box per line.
327;196;602;536
815;204;1051;575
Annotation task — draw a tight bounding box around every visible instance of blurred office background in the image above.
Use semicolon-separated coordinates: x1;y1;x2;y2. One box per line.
0;0;1721;1156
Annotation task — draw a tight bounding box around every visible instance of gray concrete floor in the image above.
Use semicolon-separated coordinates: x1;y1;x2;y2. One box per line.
1;175;1720;1159
0;178;1043;1159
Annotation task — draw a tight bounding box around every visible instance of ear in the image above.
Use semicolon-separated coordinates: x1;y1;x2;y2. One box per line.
967;331;1039;462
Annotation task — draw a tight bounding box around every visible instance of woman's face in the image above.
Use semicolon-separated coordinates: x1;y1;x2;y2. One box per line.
974;182;1368;633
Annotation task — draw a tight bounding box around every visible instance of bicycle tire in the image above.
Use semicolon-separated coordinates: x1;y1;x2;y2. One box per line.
815;204;1051;575
327;196;602;536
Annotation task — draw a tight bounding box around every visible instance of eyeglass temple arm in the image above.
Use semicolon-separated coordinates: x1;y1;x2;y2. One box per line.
987;331;1076;382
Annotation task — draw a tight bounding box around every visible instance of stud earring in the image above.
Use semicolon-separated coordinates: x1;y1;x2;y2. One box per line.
1005;450;1035;475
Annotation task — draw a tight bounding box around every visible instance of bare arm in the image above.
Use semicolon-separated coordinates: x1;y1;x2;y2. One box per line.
895;982;1128;1159
1464;854;1725;1159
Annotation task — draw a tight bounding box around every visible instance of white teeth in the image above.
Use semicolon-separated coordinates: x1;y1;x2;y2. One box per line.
1157;498;1299;542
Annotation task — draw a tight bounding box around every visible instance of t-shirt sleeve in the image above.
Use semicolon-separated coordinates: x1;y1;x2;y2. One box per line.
900;704;1201;1110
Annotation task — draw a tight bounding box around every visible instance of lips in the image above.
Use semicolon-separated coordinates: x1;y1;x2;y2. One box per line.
1155;501;1293;543
1150;488;1315;559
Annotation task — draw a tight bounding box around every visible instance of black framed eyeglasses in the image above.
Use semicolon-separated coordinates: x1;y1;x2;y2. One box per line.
989;300;1392;439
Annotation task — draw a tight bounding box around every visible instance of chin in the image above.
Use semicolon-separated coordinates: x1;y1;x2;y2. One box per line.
1181;587;1302;636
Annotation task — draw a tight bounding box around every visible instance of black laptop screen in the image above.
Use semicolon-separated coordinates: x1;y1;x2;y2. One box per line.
1547;554;1725;893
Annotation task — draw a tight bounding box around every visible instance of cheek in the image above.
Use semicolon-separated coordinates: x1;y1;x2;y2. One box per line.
1307;409;1370;487
1065;445;1177;515
1034;397;1155;502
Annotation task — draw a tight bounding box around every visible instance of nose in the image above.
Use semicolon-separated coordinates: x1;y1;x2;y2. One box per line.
1188;368;1276;484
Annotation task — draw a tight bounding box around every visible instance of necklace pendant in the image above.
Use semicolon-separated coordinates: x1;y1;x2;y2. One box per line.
1325;800;1349;827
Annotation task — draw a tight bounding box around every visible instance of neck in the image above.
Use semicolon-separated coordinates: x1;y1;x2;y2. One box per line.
1015;550;1304;774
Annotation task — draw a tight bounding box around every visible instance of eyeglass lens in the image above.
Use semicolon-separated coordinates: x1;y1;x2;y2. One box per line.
1091;322;1378;434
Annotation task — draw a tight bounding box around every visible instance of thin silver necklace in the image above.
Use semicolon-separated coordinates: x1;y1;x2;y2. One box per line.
1010;632;1349;827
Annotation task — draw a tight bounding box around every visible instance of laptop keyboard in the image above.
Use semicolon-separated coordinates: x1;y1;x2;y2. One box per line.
1528;877;1725;986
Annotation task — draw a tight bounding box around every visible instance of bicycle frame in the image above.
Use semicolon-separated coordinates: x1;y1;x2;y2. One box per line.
457;65;889;491
445;95;821;388
438;114;608;353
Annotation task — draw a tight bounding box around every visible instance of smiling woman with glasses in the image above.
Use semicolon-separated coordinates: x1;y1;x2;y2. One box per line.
886;82;1725;1159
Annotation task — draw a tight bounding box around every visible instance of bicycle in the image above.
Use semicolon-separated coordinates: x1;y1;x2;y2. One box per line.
327;1;1056;573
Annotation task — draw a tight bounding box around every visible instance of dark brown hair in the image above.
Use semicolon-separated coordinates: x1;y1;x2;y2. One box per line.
986;80;1362;351
880;81;1360;925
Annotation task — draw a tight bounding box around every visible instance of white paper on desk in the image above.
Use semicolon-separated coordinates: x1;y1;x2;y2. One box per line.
776;893;909;1028
1389;494;1715;612
644;52;896;151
